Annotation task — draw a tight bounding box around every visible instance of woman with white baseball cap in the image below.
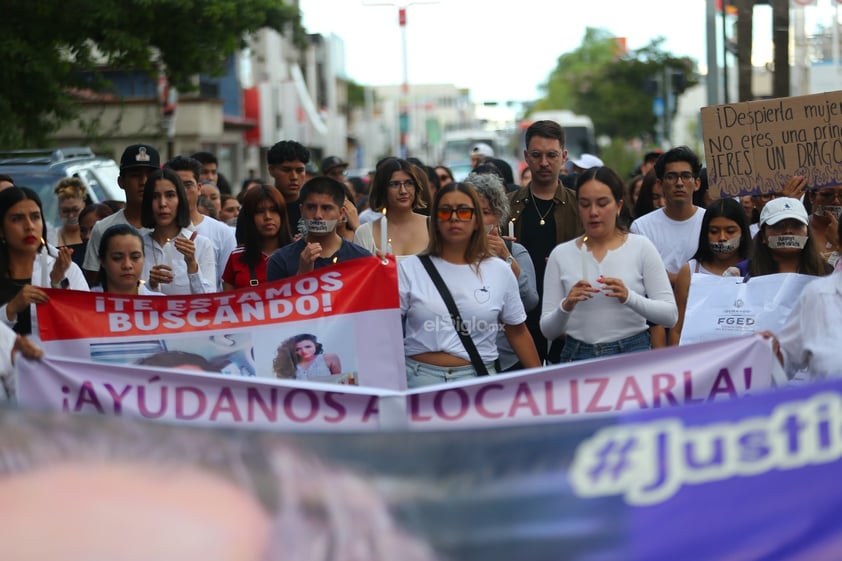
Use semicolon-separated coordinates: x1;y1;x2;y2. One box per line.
747;197;832;278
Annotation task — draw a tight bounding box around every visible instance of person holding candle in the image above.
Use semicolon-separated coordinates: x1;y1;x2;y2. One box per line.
469;172;539;372
353;158;429;262
540;167;677;362
140;169;216;295
266;177;371;281
399;182;540;387
0;187;88;336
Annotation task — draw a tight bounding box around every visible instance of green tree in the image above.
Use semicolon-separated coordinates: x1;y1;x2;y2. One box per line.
0;0;306;148
535;28;697;142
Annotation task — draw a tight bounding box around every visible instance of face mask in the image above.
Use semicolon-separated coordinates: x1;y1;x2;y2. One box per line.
302;219;338;234
62;216;79;228
709;236;740;254
767;235;808;250
816;205;842;220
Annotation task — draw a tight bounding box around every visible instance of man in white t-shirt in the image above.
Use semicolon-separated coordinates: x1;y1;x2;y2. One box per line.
83;144;159;285
630;146;706;286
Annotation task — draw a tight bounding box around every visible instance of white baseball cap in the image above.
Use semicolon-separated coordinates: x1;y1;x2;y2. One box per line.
759;197;809;227
570;154;604;170
471;143;494;158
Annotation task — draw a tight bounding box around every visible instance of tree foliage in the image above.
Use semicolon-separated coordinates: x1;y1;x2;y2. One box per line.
534;28;698;141
0;0;305;148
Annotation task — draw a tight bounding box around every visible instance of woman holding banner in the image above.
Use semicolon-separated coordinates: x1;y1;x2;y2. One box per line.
670;198;752;345
0;187;88;336
399;182;540;387
540;167;677;362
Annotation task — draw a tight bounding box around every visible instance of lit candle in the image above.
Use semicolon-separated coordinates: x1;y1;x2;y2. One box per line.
508;219;515;238
387;238;393;255
39;238;48;287
380;208;388;254
580;235;588;280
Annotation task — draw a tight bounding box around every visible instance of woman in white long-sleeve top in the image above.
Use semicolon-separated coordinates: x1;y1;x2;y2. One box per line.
540;166;677;362
140;169;216;295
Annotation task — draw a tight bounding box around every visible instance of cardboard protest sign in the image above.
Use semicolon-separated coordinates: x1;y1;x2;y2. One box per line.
701;90;842;198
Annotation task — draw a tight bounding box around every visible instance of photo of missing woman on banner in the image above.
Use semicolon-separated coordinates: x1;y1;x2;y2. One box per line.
272;333;357;385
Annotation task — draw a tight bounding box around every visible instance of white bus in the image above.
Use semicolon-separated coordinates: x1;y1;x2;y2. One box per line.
517;110;598;160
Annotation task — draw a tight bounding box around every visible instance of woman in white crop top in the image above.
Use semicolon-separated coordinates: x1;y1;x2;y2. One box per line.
399;182;540;388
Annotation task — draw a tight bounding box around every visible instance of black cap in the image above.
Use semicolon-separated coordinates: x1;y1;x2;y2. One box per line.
321;156;348;174
120;144;160;171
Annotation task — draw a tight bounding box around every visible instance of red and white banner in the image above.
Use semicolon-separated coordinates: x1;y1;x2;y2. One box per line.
32;256;407;391
16;336;774;432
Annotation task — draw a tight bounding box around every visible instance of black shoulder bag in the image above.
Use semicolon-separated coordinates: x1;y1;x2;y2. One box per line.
418;255;488;376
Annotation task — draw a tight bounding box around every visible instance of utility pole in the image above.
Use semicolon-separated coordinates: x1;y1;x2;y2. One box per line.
772;0;790;98
363;0;438;159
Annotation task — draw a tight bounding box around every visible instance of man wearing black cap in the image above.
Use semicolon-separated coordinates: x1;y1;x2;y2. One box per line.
82;144;160;285
321;156;349;183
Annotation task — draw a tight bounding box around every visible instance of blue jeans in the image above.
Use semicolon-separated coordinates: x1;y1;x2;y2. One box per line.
405;357;497;388
558;331;651;363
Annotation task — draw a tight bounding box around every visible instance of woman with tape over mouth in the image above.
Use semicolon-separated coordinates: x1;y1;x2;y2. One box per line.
140;169;216;295
0;187;88;337
762;208;842;381
746;197;832;279
670;198;752;345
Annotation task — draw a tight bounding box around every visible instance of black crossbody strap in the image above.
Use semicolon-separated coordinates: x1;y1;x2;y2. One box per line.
418;255;488;376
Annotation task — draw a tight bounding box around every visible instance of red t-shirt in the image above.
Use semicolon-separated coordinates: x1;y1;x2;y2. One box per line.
222;248;269;288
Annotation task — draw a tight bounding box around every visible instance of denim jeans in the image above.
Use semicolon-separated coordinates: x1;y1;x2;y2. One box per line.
405;357;497;389
558;331;651;363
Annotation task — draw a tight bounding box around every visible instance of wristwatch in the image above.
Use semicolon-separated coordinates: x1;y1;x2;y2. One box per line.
505;255;515;265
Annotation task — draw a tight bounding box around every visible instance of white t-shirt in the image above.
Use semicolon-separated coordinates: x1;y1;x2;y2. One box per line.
540;234;677;344
83;210;151;272
399;255;526;363
141;229;217;295
778;270;842;380
630;207;706;274
189;216;236;291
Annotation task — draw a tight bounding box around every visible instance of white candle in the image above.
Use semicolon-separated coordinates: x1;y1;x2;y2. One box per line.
40;238;48;287
580;235;588;280
508;219;515;238
380;209;388;254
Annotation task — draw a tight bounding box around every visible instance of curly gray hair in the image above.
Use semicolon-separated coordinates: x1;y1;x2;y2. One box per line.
464;172;510;222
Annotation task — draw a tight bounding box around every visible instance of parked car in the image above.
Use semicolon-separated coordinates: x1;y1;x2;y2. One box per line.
0;147;124;229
